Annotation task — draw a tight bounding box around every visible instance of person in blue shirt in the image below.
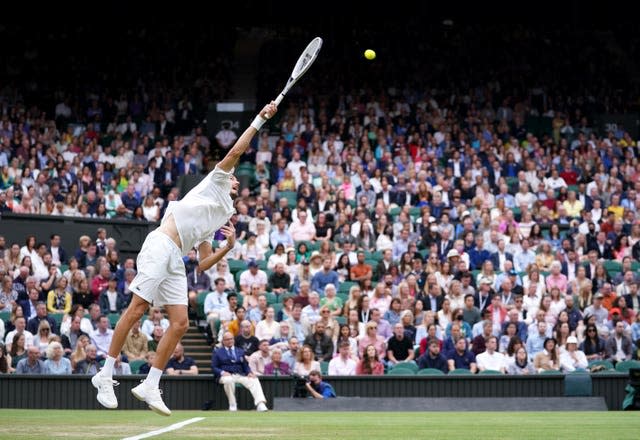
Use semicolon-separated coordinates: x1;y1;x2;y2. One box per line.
305;370;336;399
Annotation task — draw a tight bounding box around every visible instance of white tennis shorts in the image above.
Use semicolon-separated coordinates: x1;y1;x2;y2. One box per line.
129;230;188;306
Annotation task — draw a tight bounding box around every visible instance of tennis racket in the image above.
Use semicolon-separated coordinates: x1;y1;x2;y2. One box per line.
264;36;323;118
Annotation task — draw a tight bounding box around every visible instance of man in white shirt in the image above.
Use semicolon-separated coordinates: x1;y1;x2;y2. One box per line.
204;278;229;341
4;316;34;351
91;102;278;415
559;336;588;372
476;336;507;373
328;341;357;376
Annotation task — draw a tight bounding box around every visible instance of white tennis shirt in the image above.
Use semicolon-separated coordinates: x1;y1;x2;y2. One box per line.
162;166;235;255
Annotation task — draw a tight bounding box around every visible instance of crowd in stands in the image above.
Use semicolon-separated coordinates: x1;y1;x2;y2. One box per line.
2;23;640;378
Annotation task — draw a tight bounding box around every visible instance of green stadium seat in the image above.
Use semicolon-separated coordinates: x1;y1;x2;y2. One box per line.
49;313;65;327
320;361;329;375
392;362;419;373
588;360;614;372
279;191;298;208
602;260;622;273
338;281;358;295
478;369;503;375
108;313;120;328
265;292;278;305
271;302;283;316
540;369;564;375
615;360;640;373
335;316;347;326
228;259;247;275
196;291;210;320
387;367;415;375
129;360;146;374
0;310;10;324
417;368;445;376
448;368;473;375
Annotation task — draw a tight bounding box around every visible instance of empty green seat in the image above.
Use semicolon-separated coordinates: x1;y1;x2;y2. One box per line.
615;360;640;373
448;368;473;375
417;368;445;376
387;368;415;376
129;360;147;374
392;362;419;373
478;369;503;375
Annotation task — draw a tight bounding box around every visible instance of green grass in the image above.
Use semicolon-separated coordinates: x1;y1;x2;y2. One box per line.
0;410;638;439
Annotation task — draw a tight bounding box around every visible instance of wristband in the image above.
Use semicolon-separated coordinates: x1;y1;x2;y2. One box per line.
250;114;266;131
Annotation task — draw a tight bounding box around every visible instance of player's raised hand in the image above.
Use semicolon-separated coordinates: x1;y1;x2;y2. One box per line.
261;101;278;120
220;223;236;248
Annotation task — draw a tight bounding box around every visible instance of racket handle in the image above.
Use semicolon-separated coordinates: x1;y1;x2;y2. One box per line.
265;93;285;119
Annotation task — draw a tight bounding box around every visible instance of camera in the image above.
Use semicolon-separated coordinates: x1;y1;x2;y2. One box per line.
291;373;309;398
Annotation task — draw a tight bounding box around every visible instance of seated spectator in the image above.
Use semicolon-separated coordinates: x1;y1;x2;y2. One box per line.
560;336;588;372
46;278;71;315
476;336;507;373
248;339;272;376
533;337;560;373
90;315;114;358
59;304;93;337
294;344;321;376
264;348;290;376
211;332;268;412
26;301;59;336
141;307;169;340
187;267;211;312
147;326;164;352
70;335;90;372
61;315;89;356
446;337;477;373
386;323;415;368
416;338;448;374
605;320;633;364
44;341;72;375
235;320;260;358
34;321;54;353
304;369;336;399
165;343;198;375
255;307;280;342
99;275;127;315
303;321;334;362
507;347;536;375
580;324;607;361
328;341;357;376
268;263;291;296
15;346;45;374
123;320;148;362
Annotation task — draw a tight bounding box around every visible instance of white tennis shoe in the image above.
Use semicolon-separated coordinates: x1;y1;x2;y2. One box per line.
92;372;119;409
132;381;172;416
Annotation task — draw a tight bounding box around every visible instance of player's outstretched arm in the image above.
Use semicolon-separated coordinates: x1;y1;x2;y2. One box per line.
198;223;237;271
217;102;277;173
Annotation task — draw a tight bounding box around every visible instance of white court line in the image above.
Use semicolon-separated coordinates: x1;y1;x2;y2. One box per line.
122;417;205;440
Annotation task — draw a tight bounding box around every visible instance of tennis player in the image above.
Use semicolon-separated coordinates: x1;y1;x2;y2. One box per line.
92;101;278;416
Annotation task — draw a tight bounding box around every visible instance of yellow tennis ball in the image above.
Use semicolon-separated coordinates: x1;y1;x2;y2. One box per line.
364;49;376;60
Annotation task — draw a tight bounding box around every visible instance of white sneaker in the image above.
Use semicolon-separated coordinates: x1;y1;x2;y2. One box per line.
131;381;172;416
229;404;237;412
91;373;118;409
256;402;268;412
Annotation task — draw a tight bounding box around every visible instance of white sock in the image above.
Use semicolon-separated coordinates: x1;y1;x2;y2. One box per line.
144;367;163;388
102;356;116;377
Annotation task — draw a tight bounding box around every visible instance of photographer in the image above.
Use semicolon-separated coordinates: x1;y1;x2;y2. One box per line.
304;370;336;399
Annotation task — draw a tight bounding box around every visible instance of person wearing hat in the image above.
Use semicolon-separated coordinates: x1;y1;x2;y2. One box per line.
474;277;495;312
239;260;268;296
560;335;588;372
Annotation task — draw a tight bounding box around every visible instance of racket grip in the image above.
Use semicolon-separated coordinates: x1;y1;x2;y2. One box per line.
265;94;285;119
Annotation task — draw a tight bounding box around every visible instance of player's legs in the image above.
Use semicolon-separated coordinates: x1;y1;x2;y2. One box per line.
108;295;150;359
150;303;189;371
131;303;188;416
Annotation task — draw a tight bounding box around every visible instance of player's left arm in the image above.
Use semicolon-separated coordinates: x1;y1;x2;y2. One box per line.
217;102;277;173
198;223;237;271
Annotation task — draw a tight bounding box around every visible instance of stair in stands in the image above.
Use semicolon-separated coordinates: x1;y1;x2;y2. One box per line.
181;323;212;375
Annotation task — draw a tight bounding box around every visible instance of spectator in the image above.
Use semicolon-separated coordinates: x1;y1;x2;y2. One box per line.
61;315;90;356
386;323;415;367
476;336;507;373
44;341;72;375
416;338;448;373
15;346;45;374
99;275;127;315
507;347;536;375
534;338;561;373
328;341;357;376
90;315;114;358
141;307;170;339
605;320;633;363
248;339;272;376
446;337;477;374
263;348;290;376
74;344;101;375
122;320;148;362
27;302;59;335
165;343;198;375
211;331;268;412
303;321;333;362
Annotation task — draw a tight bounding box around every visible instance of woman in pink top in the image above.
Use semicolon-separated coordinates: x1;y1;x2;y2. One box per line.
357;321;387;359
545;261;568;295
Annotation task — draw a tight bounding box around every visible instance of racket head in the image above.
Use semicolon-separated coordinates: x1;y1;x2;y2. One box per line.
290;37;323;80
